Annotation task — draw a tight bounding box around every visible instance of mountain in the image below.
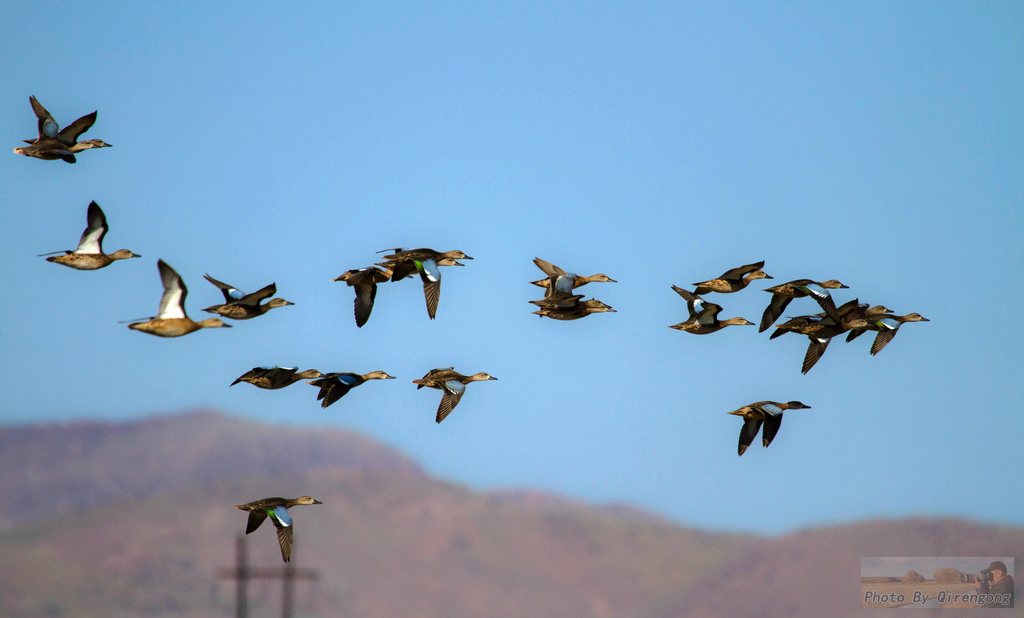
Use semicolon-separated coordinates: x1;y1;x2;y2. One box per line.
0;412;1018;618
0;410;420;530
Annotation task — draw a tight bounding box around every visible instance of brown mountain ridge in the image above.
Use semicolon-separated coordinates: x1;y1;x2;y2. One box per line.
0;411;1018;618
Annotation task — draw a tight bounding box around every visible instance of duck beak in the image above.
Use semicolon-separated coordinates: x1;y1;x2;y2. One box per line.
313;499;323;504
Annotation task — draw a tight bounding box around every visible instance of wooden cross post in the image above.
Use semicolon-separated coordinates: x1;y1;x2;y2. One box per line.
217;535;320;618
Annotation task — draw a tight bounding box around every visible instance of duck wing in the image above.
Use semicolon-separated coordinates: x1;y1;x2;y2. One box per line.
387;260;417;281
267;505;295;563
418;258;441;320
761;413;783;448
276;526;294;563
58;111;97;144
738;418;763;456
238;282;276;306
795;283;842;325
310;373;359;408
719;260;765;281
30;96;59;139
695;302;723;326
435;380;466;423
245;510;268;534
156;260;188;319
352;283;377;328
671;286;705;318
74;201;108;254
532;257;568;278
204;274;245;303
802;337;831;374
759;295;792;333
869;322;900;356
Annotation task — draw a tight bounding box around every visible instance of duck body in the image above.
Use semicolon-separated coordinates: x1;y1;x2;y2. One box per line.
127;260;231;337
231;366;323;389
727;401;811;456
333;267;392;327
308;370;396;408
413;368;497;423
234;496;322;563
759;279;849;332
43;201;140;270
669;286;753;334
692;260;772;295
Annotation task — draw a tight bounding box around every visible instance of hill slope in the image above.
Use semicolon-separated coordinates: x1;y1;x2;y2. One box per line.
0;412;1018;618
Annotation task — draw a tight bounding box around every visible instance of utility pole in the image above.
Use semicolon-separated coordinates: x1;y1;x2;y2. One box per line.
217;536;320;618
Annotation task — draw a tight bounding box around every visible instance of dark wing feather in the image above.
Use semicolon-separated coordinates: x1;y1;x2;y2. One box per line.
719;260;765;281
30;96;58;139
435;389;465;423
802;338;831;374
245;510;267;534
276;526;293;563
421;277;440;320
321;381;352;408
759;295;791;333
761;414;783;448
870;328;898;356
240;282;276;305
204;274;241;303
738;418;763;456
353;283;377;327
58;111;97;144
387;260;415;281
812;294;843;325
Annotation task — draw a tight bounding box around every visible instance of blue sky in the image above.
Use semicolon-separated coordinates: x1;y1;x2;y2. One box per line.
1;3;1021;535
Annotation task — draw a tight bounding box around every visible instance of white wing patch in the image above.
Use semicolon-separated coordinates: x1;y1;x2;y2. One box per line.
75;226;105;254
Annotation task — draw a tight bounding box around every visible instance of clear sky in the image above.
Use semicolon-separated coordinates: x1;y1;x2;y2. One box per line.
1;3;1021;535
